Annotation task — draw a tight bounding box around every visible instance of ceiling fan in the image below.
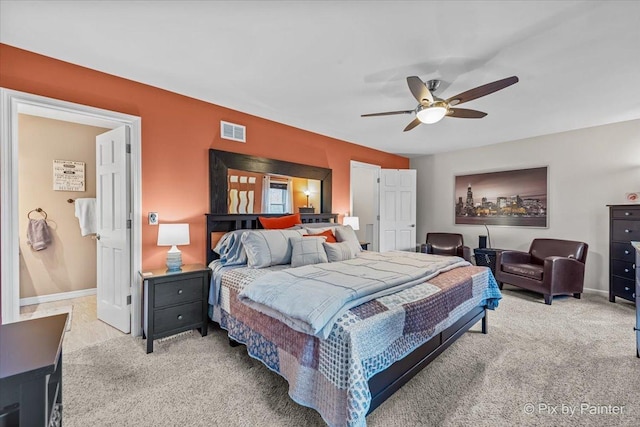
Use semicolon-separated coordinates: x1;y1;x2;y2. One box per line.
362;75;519;132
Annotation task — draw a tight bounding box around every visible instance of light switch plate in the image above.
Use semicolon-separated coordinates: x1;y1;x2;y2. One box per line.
148;212;159;225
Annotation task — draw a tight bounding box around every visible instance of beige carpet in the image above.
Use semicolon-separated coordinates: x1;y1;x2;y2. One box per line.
62;289;639;426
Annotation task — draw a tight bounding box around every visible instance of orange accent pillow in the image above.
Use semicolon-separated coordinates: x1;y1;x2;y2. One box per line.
304;229;337;243
258;213;302;229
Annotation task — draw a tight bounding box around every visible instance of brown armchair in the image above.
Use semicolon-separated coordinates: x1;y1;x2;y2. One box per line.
420;232;472;262
495;238;588;305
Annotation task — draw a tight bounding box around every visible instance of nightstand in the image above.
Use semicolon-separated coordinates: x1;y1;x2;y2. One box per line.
140;263;211;353
360;242;370;250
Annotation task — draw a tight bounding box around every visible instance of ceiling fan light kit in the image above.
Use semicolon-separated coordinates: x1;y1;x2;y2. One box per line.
362;75;519;132
416;102;448;124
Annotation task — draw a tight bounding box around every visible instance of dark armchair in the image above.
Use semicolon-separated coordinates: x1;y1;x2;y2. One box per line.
495;238;588;305
420;232;472;262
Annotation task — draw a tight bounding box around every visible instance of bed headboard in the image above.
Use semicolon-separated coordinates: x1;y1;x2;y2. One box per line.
205;213;339;265
207;149;338;265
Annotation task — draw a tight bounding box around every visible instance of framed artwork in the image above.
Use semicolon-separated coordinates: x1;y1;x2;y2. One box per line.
454;166;548;227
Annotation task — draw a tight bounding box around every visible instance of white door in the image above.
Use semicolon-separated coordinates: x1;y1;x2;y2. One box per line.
379;169;417;252
96;126;131;332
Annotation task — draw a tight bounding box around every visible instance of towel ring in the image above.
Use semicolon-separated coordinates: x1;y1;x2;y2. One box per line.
27;208;48;220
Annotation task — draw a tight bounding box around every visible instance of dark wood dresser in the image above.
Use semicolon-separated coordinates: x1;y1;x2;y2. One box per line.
633;241;639;357
608;205;640;303
0;313;67;426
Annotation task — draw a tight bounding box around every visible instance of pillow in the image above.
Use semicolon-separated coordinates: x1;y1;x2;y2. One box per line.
213;230;248;266
290;236;328;267
259;213;302;229
334;225;362;256
323;241;356;262
241;229;304;268
304;229;337;243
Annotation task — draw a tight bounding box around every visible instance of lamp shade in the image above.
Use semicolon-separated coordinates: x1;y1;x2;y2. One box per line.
343;216;360;231
157;223;190;246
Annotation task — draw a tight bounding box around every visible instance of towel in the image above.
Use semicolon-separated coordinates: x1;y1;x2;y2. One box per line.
26;219;52;251
74;198;97;236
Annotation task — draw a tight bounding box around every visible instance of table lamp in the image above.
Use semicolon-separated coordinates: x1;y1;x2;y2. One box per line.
157;223;190;271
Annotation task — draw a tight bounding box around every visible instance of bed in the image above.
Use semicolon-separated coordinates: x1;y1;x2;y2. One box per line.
205;213;502;427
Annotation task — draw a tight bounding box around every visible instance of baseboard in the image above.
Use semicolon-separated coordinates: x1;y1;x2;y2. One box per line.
582;286;609;297
20;288;97;306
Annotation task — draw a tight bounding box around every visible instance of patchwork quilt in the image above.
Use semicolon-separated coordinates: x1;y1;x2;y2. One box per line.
211;261;501;427
238;251;470;338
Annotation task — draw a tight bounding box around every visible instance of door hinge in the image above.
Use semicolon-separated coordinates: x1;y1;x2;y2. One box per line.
377;178;380;183
127;219;132;229
377;215;380;220
126;144;131;154
126;295;131;305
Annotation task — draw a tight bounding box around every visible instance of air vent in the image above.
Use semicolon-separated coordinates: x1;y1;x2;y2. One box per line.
221;121;246;143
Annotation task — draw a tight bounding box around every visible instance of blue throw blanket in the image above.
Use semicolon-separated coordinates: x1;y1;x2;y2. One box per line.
238;251;470;338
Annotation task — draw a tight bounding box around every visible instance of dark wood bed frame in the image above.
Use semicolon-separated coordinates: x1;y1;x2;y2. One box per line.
206;149;488;416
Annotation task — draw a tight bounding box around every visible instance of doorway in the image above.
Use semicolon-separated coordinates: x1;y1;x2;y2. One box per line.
350;161;381;252
0;89;142;336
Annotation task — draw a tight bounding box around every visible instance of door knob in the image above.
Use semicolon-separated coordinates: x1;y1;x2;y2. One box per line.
95;234;101;241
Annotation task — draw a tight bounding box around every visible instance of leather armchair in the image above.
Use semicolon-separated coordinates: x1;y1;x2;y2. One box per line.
495;238;588;305
420;232;471;262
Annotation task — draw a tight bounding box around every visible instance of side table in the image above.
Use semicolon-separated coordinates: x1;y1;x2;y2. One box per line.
140;263;211;353
473;248;505;277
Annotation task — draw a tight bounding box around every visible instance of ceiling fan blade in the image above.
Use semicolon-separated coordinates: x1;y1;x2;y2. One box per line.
407;76;433;105
403;117;422;132
446;76;519;106
361;110;413;117
447;108;487;119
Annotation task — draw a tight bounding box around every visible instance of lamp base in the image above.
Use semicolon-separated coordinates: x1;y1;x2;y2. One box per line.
166;246;182;271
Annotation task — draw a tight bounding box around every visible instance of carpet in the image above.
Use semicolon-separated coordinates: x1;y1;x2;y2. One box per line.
62;290;639;426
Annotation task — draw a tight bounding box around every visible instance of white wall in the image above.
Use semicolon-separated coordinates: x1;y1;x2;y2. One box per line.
410;119;640;293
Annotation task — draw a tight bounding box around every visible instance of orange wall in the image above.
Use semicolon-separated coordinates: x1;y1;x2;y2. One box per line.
0;43;409;271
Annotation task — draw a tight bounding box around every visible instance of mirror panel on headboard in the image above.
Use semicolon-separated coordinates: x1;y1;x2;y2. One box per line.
209;149;332;213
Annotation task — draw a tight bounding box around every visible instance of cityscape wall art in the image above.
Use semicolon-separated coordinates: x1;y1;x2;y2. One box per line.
454;166;548;227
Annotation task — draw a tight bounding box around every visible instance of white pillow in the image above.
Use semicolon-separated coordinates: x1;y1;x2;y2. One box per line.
241;229;304;268
323;241;355;262
290;236;328;267
334;225;362;256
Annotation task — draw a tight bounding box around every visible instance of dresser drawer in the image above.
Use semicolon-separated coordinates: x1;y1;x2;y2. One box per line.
611;242;636;262
154;301;202;334
612;259;636;280
154;276;203;308
611;207;640;219
612;276;636;302
611;220;640;242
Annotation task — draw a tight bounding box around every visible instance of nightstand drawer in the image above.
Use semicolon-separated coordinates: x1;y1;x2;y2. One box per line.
612;276;636;302
611;242;636;262
154;276;203;307
612;259;636;280
154;301;202;334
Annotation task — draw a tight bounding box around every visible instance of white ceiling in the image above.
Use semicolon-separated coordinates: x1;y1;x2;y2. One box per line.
2;1;639;157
